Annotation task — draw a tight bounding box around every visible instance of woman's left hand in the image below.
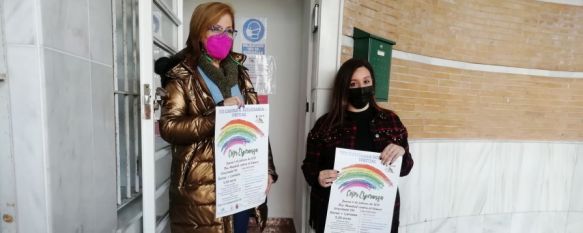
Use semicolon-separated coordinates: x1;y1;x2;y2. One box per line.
265;174;274;195
380;143;405;165
223;96;244;108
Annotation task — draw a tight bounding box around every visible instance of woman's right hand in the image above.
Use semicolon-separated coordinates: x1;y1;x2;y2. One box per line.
223;96;244;108
318;169;339;188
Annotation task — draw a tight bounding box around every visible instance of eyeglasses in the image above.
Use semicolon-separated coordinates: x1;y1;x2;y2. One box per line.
208;25;238;38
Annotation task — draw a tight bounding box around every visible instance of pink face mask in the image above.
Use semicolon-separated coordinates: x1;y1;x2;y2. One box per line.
204;34;233;60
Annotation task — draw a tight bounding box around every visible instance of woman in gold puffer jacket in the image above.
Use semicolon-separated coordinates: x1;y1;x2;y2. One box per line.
157;2;277;233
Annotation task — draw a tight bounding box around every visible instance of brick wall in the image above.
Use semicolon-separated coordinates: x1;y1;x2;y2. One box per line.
385;58;583;140
342;46;583;140
343;0;583;71
341;1;583;140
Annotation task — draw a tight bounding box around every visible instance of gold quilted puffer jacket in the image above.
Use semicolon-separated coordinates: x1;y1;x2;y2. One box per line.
159;52;278;233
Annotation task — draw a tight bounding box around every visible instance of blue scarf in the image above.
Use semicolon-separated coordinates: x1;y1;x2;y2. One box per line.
197;66;242;104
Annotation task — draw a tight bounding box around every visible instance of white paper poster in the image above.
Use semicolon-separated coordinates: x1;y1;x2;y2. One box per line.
214;104;270;217
324;148;402;233
243;54;276;95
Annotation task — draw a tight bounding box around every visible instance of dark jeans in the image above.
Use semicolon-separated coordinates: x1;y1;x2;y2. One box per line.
234;209;251;233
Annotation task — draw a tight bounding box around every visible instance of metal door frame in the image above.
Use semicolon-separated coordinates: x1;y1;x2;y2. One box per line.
297;0;344;232
138;0;183;232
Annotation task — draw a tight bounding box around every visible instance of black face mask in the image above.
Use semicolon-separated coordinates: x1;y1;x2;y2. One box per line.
347;86;374;109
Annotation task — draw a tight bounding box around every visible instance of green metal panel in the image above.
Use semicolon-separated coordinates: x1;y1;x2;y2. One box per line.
352;28;395;101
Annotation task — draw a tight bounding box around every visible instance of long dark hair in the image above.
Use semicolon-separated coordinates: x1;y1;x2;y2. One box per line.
320;58;380;130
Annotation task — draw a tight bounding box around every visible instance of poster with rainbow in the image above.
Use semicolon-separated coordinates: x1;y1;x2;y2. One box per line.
324;148;402;233
214;104;269;217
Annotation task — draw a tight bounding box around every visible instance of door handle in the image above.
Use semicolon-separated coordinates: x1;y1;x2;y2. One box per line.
143;84;152;120
312;3;320;33
154;87;168;112
3;214;14;223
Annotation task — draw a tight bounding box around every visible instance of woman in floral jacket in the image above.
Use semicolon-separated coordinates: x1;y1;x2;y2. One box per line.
302;58;414;233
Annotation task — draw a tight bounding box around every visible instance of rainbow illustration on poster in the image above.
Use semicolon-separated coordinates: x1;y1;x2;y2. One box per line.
217;119;264;154
336;164;392;192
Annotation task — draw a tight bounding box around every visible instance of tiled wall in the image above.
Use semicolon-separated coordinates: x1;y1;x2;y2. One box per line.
4;0;50;230
3;0;116;232
398;140;583;233
0;9;16;230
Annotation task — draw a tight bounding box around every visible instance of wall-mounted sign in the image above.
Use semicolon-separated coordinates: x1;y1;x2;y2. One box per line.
239;17;267;55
